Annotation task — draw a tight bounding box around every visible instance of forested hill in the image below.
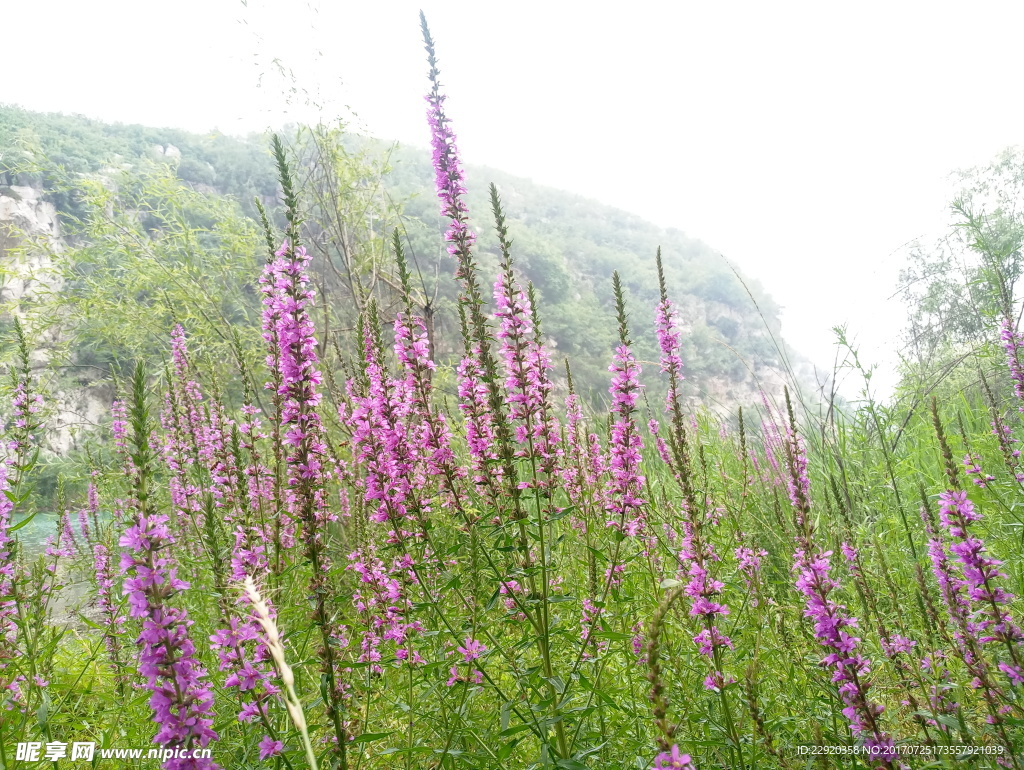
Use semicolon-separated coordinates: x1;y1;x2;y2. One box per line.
0;105;796;410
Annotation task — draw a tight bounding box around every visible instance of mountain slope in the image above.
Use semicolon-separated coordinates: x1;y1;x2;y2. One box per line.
1;106;794;411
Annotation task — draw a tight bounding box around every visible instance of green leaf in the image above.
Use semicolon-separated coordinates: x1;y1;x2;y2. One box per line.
9;511;38;532
485;588;500;612
548;506;576;521
556;760;589;770
497;738;520;760
592;630;630;642
36;697;48;732
498;723;533;739
913;711;960;731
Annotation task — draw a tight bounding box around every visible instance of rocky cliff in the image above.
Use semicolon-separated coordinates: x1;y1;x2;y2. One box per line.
1;185;110;455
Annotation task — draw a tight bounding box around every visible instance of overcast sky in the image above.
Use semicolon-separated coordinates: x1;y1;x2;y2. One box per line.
6;0;1023;398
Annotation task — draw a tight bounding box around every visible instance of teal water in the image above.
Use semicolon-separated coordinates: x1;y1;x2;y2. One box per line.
10;511;64;558
8;511;111;627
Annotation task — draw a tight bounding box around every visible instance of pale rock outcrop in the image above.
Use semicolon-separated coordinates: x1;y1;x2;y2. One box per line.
1;186;109;455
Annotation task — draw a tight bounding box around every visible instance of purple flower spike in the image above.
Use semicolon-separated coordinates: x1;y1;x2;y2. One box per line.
783;404;896;763
422;16;476;268
936;490;1024;678
119;514;220;767
0;465;17;657
605;344;645;536
494;273;561;479
1000;317;1024;407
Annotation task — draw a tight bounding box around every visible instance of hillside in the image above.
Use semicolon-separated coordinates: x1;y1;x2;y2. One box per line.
0;105;797;413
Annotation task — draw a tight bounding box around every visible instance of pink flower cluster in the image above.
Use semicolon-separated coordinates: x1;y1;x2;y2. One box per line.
456;350;502;496
92;544;125;669
678;519;733;690
394;312;459;489
260;242;329;497
119;514;220;767
999;317;1024;407
784;415;896;761
655;298;683;409
447;636;486;686
654;745;697;769
0;465;16;659
349;546;418;673
605;345;645;536
425;71;475;260
209;613;280;725
937;490;1023;681
963;454;995;488
494;274;561;477
735;545;767;593
793;546;894;758
561;393;606;509
347;325;416;524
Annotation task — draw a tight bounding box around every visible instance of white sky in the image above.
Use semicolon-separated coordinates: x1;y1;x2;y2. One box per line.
6;0;1023;399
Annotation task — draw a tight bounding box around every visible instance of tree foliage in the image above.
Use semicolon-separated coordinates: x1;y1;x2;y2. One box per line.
1;105;788;406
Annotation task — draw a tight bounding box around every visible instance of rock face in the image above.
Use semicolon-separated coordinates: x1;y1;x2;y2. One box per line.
0;185;61;305
149;143;182;160
1;186;110;456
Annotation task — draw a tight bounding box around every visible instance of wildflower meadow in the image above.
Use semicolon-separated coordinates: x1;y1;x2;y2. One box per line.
1;15;1024;770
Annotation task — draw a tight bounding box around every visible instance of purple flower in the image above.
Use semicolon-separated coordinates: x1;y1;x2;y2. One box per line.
93;544;126;679
258;736;284;761
702;671;736;692
423;33;476;264
604;345;645;536
344;321;420;525
0;465;16;658
936;490;981;538
784;422;811;526
119;513;220;766
936;489;1024;680
493;273;561;479
347;545;415;676
6;364;43;458
793;545;892;748
654;295;686;423
260;243;330;511
111;400;130;459
630;621;646;663
457;637;486;662
393;311;460;492
653;745;696;769
259;238;346;748
1000;316;1024;407
880;634;917;658
456;350;502;496
784;416;894;758
655;299;683;375
735;545;767;593
998;662;1024;686
963;453;995;488
678;518;732;672
561;393;606;509
209;600;279;727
